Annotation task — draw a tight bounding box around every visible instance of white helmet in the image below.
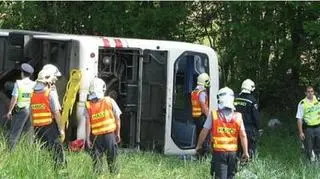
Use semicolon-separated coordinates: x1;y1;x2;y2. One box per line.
42;64;62;77
197;73;210;88
36;69;54;83
241;79;255;93
89;77;106;99
217;87;235;110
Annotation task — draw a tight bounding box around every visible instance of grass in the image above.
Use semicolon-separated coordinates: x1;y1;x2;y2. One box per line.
0;133;209;179
0;114;319;179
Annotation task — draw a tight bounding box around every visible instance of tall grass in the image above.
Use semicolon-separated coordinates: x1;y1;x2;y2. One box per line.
0;114;319;179
0;133;209;179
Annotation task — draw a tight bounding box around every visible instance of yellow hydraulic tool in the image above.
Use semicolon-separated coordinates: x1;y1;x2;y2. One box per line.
61;69;82;141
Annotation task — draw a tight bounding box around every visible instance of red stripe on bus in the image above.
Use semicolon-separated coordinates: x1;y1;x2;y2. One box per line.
114;39;123;48
102;38;110;47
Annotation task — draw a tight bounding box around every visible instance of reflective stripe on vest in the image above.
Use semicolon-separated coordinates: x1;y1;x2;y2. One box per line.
211;110;240;152
191;89;208;118
16;79;36;108
86;97;116;136
30;89;53;127
234;97;252;107
302;97;320;126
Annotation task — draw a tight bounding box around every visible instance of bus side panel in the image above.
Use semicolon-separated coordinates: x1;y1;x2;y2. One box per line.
140;50;167;151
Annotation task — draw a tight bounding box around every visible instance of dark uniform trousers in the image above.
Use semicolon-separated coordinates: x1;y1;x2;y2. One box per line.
234;93;260;159
8;107;33;150
34;122;65;168
90;132;119;174
303;124;320;161
212;151;237;179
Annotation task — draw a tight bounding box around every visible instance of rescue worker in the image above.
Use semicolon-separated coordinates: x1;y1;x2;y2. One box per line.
191;73;210;155
30;65;66;168
234;79;260;158
196;87;249;179
296;86;320;161
42;64;66;103
85;77;122;174
5;63;36;151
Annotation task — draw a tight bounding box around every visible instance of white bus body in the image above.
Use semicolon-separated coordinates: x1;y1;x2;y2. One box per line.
0;29;218;155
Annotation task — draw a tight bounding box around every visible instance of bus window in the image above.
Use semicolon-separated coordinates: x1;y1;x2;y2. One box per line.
171;52;209;149
41;40;72;103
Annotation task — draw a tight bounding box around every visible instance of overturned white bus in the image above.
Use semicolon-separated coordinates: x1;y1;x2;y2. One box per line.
0;29;219;155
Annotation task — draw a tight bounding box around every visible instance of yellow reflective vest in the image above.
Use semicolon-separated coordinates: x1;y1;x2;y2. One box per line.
301;97;320;126
16;79;36;108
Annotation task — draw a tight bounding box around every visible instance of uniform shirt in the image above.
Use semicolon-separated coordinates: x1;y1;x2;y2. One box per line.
84;96;122;120
194;85;208;105
12;78;35;97
296;96;317;121
33;82;61;112
203;109;245;131
234;92;260;130
11;77;36;108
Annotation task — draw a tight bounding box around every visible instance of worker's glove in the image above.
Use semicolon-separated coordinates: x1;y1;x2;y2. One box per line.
59;130;65;143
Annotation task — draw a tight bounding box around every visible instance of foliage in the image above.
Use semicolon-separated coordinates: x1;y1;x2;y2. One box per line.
1;1;320;113
193;2;320;114
0;1;194;41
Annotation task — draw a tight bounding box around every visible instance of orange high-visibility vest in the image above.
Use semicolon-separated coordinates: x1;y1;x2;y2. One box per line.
191;89;208;118
211;110;241;152
30;89;53;127
86;97;116;136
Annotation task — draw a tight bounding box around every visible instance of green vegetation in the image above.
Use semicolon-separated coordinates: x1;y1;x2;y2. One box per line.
0;133;209;179
1;2;320;178
0;114;318;179
2;1;320;114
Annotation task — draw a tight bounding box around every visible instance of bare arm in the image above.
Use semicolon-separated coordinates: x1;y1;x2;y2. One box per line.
200;102;209;117
7;82;18;118
53;110;65;142
238;116;249;160
297;119;305;140
49;90;64;132
199;91;209;117
115;116;121;143
239;129;249;156
110;98;122;143
6;96;17;119
53;111;63;131
196;128;210;150
115;118;121;136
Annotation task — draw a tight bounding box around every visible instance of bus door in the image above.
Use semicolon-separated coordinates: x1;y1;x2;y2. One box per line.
138;49;167;151
166;51;209;154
